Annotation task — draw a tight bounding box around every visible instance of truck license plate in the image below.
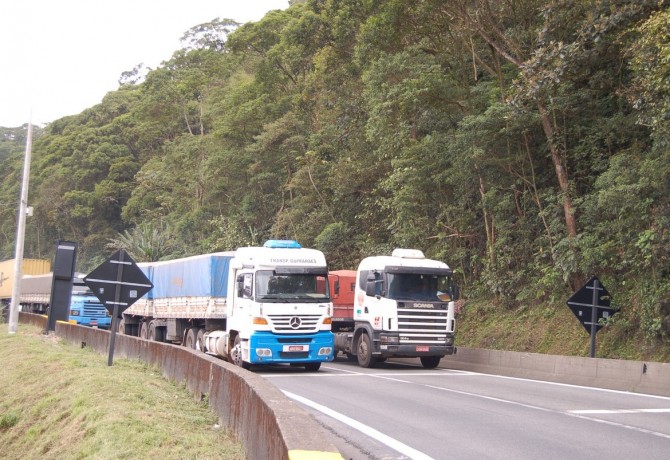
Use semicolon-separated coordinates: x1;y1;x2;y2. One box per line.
284;345;307;352
416;346;429;352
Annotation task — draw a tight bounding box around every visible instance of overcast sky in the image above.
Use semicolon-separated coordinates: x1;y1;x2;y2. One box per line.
1;0;289;127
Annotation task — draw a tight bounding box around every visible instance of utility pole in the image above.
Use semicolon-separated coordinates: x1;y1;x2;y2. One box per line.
8;123;33;334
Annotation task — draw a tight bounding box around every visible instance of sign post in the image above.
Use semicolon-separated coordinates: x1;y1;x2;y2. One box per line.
566;276;618;358
589;278;599;360
84;250;152;366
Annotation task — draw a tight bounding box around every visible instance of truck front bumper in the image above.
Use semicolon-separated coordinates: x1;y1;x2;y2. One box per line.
73;318;112;329
379;343;456;357
376;331;456;357
248;331;335;365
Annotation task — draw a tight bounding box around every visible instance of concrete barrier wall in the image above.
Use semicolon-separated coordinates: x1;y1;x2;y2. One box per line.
442;347;670;397
19;313;342;460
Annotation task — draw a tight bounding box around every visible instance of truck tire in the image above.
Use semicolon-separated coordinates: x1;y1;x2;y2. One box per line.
148;322;157;341
148;321;165;342
196;328;206;352
232;335;251;370
357;333;376;368
185;328;197;349
139;322;148;340
420;356;441;369
304;362;321;372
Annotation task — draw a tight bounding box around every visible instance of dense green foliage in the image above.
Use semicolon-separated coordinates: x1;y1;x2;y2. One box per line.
2;1;670;354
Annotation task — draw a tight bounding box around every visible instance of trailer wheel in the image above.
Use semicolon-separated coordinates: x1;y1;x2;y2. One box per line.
148;321;165;342
196;328;206;352
139;321;148;340
420;356;441;369
357;333;376;368
232;335;251;370
185;328;197;349
304;362;321;372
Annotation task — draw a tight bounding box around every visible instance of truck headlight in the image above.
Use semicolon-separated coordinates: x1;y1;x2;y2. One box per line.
380;335;399;344
70;310;80;316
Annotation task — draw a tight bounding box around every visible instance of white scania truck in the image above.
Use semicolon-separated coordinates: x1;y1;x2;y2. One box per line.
331;249;457;369
119;240;335;371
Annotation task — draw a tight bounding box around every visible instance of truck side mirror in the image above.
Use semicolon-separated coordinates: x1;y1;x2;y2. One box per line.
452;285;460;301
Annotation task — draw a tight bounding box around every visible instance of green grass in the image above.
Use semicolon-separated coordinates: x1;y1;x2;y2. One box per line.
0;323;245;460
456;299;670;363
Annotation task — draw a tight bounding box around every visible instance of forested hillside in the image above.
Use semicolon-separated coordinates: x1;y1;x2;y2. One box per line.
2;1;669;357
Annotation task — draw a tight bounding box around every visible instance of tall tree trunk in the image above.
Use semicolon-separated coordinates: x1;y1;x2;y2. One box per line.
475;163;495;266
536;102;578;239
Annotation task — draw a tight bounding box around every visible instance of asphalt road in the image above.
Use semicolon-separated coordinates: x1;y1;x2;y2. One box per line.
258;356;670;460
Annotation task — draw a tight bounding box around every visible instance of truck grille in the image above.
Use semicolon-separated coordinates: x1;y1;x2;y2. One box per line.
83;302;108;318
397;303;449;345
268;314;322;332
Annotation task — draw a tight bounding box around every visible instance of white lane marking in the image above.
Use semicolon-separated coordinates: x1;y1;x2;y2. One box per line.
322;365;362;374
367;373;412;384
443;369;670;401
567;412;670;439
423;384;670;440
423;384;555;413
264;366;465;378
569;408;670;414
283;390;435;460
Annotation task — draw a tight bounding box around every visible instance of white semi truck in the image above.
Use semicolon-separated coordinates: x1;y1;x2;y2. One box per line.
331;248;458;369
119;240;335;371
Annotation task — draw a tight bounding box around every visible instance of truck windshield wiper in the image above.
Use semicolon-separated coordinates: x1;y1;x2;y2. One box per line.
259;295;293;302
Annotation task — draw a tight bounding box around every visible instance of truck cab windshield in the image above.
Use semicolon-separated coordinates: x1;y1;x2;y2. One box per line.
255;270;329;302
387;273;453;302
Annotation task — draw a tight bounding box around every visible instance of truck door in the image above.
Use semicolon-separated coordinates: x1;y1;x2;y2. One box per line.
234;272;254;312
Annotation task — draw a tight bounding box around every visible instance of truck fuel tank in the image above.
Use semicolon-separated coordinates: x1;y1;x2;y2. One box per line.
334;332;354;354
203;330;229;358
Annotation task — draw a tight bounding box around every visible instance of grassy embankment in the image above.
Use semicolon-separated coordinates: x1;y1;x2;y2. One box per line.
0;323;245;460
456;299;670;363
